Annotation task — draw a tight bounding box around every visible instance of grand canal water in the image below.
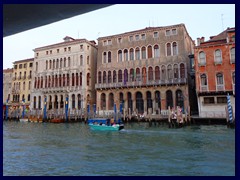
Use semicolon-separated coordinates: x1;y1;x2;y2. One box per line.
3;121;235;176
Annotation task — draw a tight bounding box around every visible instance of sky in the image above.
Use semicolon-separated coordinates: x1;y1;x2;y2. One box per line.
3;4;235;69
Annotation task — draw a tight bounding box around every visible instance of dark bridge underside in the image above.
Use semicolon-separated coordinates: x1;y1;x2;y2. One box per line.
3;4;113;37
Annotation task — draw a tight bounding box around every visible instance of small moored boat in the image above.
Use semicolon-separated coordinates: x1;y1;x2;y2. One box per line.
88;118;124;131
19;118;29;122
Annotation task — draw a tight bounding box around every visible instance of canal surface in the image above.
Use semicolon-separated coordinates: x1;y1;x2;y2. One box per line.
3;121;235;176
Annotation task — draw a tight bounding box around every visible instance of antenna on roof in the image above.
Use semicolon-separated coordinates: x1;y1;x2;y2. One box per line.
221;14;224;31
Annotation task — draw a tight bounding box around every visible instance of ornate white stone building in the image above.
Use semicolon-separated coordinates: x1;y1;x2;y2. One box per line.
31;36;97;114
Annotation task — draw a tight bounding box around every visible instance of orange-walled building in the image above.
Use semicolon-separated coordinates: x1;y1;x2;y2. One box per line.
194;27;235;118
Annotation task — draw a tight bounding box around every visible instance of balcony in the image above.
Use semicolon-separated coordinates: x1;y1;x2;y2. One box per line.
95;78;187;90
216;84;224;91
200;86;208;92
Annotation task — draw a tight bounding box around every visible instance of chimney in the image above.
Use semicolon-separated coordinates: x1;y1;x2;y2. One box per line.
200;37;205;43
197;38;201;46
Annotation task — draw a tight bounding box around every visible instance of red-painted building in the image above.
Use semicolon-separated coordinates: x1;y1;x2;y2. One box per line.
194;27;235;118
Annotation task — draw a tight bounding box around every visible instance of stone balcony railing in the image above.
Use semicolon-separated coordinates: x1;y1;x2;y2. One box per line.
95;78;187;89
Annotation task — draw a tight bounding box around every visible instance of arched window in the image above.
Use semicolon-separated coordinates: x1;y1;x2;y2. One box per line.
80;73;82;86
155;66;160;80
87;56;89;65
103;52;107;63
108;71;112;83
180;63;185;78
199;51;206;65
130;48;134;60
76;73;79;86
77;94;81;109
161;65;166;80
215;49;222;64
113;70;117;83
124;49;128;61
148;67;153;81
68;57;71;67
216;73;223;85
36;62;38;71
103;71;107;83
67;74;70;86
172;42;178;55
200;74;207;86
80;55;83;66
154;45;160;58
49;60;52;69
130;68;134;81
28;94;30;101
119;92;124;104
23;82;25;90
166;43;171;56
173;64;179;78
118;70;122;82
72;73;75;86
41;77;43;88
141;46;146;59
136;68;141;81
60;58;63;68
118;50;122;62
56;59;59;68
232;71;235;84
98;71;102;84
108;51;111;63
72;94;75;109
147;45;152;58
230;47;235;63
64;58;66;67
46;61;48;70
87;73;90;86
124;69;128;84
167;65;172;80
53;59;55;69
135;47;140;60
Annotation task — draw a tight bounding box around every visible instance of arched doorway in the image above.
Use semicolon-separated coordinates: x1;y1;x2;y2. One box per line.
136;92;144;114
146;91;152;113
109;93;114;110
100;93;106;110
127;92;133;113
155;91;161;114
166;90;173;109
176;90;184;111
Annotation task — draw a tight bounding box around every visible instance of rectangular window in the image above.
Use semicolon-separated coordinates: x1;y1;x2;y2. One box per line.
19;64;22;69
135;35;139;41
36;53;39;56
118;38;122;43
129;36;133;42
166;30;171;36
87;46;90;50
141;34;146;40
24;63;27;68
68;47;71;51
64;48;67;52
203;97;215;104
57;49;59;53
108;40;112;45
172;29;177;35
29;63;33;67
217;97;227;104
50;50;52;54
103;40;107;46
153;32;158;38
80;45;83;50
46;51;48;55
14;65;17;69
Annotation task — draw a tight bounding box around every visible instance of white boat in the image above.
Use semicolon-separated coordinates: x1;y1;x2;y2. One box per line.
19;118;29;122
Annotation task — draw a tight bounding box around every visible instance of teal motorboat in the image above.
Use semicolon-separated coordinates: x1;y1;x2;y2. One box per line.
88;118;124;131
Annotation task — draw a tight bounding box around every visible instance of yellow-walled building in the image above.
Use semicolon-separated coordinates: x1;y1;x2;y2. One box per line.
10;58;34;108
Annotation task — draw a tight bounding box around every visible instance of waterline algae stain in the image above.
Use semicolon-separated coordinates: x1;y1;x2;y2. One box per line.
3;121;235;176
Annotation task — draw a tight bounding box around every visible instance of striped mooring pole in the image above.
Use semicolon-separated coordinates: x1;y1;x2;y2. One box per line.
227;93;233;123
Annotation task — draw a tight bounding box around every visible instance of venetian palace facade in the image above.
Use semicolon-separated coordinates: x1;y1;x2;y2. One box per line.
11;58;34;108
194;28;235;118
31;36;97;113
95;24;194;115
